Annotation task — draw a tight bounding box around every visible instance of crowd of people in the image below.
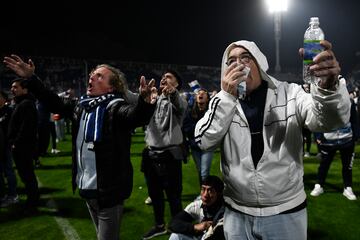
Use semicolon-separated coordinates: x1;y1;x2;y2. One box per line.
0;37;358;240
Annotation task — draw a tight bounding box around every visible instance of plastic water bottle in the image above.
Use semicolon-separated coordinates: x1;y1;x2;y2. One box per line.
303;17;325;85
238;66;250;99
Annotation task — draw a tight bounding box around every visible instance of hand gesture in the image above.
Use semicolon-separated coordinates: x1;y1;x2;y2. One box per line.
194;221;213;232
3;54;35;79
221;62;247;97
162;83;177;96
139;76;158;104
299;40;340;90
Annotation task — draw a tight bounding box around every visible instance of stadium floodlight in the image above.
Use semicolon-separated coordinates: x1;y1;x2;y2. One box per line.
265;0;288;73
266;0;288;13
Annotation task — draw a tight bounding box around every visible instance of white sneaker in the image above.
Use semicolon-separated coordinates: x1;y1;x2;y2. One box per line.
144;196;152;205
343;187;357;200
310;184;324;197
51;149;61;154
304;152;310;158
0;195;19;207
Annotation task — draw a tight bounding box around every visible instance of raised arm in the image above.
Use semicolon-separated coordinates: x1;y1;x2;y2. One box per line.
3;54;74;118
298;40;351;131
3;54;35;78
194;91;237;151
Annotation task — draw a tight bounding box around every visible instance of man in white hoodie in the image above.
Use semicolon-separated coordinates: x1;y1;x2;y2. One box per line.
194;40;350;239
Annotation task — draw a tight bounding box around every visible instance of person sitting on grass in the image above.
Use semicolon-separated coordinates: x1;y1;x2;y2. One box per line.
168;175;225;240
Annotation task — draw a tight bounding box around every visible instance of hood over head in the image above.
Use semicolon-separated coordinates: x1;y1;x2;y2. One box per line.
221;40;273;87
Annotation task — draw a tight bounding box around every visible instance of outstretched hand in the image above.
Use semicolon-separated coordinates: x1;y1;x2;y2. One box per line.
299;40;340;90
139;76;158;104
3;54;35;79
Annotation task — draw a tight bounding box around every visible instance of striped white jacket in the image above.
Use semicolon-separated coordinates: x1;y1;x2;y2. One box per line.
195;76;350;216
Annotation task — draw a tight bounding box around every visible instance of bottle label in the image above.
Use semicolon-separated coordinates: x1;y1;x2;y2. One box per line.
303;40;323;64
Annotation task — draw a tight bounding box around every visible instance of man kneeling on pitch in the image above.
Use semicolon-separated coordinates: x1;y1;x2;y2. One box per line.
168;175;225;240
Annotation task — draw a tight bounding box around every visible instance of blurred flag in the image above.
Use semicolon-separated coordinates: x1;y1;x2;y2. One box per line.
189;80;201;93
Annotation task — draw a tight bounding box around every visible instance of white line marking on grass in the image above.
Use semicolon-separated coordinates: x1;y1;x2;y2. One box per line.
37;178;81;240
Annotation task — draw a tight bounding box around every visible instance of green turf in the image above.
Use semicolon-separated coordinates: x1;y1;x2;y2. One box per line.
0;129;359;240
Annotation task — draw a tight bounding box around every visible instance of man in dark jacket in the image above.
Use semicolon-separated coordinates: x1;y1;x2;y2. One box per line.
0;90;18;207
8;78;38;212
4;54;158;240
169;175;225;240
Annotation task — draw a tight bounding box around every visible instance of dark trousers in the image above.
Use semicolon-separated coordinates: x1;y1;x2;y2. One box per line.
302;128;312;153
143;148;183;225
86;199;124;240
0;147;17;197
50;122;57;149
38;122;50;156
12;148;39;207
318;141;354;187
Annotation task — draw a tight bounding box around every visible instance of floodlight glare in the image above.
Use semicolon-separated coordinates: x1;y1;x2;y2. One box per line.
266;0;288;13
265;0;288;73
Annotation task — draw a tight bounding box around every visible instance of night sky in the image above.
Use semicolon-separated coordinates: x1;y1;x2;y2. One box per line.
1;0;360;74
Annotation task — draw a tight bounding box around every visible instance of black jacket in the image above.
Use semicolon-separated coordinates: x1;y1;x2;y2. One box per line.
0;104;13;161
27;75;155;208
7;94;38;151
0;103;13;136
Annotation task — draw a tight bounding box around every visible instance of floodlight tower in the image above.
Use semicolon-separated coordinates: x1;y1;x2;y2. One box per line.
266;0;288;73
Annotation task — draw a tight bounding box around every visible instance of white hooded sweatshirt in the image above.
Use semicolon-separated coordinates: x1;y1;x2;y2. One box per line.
194;40;350;216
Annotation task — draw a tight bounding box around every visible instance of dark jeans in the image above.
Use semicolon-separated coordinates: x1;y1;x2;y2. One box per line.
0;148;17;197
302;128;312;153
318;141;354;187
50;122;57;149
38;122;50;156
12;148;39;207
143;148;183;225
